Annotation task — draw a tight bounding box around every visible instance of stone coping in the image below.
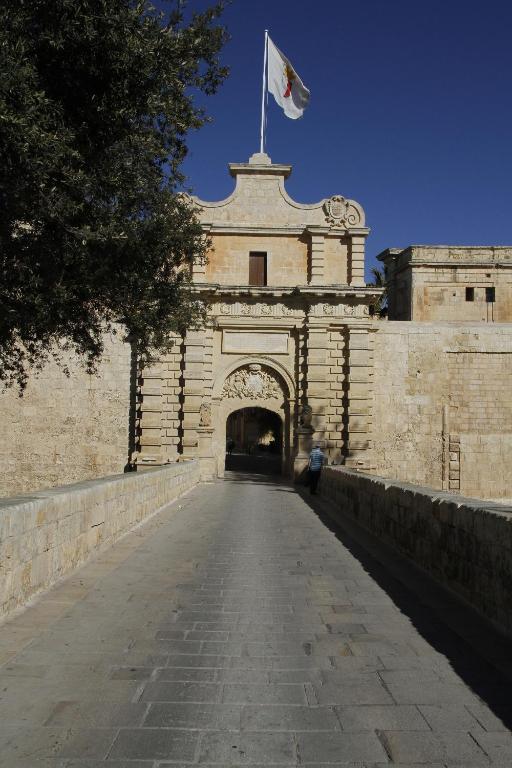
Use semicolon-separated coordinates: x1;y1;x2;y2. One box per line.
327;465;512;515
321;466;512;635
0;461;200;619
0;462;195;509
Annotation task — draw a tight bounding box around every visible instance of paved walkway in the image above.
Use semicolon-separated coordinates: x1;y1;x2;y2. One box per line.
1;473;512;767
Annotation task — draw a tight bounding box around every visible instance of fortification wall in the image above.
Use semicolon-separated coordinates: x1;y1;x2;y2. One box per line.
372;322;512;500
0;333;133;497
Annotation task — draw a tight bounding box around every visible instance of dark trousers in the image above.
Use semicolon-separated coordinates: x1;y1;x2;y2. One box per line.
309;469;321;494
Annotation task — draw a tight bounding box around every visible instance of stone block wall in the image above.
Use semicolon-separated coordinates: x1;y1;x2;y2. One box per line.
381;246;512;322
320;466;512;635
0;332;133;497
372;322;512;500
206;234;309;286
0;461;200;618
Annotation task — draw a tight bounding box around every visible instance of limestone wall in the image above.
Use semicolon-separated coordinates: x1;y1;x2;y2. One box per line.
382;246;512;322
320;466;512;635
206;233;309;285
372;322;512;500
0;461;200;618
0;333;132;497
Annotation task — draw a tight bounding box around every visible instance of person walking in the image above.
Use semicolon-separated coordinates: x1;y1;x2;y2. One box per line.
308;443;325;495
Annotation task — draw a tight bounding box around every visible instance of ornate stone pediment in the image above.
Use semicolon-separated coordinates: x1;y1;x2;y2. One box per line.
221;364;282;400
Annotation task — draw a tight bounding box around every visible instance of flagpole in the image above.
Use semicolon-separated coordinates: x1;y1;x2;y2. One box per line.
259;29;268;153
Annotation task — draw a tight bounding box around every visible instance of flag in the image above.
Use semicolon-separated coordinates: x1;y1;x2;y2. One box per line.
267;36;310;120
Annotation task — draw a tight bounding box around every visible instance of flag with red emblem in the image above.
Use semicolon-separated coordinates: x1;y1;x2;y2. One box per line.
267;36;310;119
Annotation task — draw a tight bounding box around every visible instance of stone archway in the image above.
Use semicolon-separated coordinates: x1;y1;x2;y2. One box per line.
225;407;282;474
212;361;292;478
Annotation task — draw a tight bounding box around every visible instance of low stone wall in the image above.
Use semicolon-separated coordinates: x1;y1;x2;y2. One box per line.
320;466;512;635
0;461;200;619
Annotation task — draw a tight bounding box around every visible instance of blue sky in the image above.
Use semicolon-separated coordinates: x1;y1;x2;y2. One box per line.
180;0;512;278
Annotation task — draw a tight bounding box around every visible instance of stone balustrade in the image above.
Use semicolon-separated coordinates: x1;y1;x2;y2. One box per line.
320;466;512;635
0;461;200;618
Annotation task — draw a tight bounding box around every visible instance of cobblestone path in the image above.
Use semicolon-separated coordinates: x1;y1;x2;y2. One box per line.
1;474;511;767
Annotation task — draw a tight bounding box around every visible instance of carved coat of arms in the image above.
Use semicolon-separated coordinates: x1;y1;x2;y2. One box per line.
323;195;360;227
221;364;281;400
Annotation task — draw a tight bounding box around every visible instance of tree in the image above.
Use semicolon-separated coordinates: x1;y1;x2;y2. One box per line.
369;266;387;317
0;0;229;389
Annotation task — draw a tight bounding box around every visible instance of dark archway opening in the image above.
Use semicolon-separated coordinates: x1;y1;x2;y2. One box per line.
225;407;282;475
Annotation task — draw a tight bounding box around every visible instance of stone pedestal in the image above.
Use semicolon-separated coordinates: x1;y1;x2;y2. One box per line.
294;426;314;481
197;426;216;481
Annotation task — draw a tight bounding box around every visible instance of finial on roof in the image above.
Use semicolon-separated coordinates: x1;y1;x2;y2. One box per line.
249;152;272;165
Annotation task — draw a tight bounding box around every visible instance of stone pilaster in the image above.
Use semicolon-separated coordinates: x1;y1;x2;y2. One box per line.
136;358;163;465
305;319;331;445
349;234;366;286
307;227;327;285
159;336;183;463
192;225;210;282
325;328;346;464
344;326;373;469
192;255;207;282
181;325;214;459
293;326;310;479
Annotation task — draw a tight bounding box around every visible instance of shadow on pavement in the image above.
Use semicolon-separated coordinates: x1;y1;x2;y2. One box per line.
298;485;512;731
223;470;285;486
225;452;282;475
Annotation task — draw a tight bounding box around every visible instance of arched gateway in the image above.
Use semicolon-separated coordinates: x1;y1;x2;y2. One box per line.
225;407;282;474
212;360;292;477
134;153;380;478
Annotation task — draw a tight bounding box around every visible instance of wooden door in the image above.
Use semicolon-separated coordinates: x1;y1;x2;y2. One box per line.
249;252;267;286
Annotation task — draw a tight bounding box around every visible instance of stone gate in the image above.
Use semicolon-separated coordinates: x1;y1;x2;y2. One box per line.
135;152;380;478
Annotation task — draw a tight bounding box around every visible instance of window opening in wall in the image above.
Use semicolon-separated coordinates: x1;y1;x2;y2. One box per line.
486;286;495;303
465;287;474;302
249;252;267;286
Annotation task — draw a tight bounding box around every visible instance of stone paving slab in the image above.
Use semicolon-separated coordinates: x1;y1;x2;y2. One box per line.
0;473;511;766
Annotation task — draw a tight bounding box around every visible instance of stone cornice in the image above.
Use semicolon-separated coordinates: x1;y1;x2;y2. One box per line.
378;246;512;269
393;260;511;269
192;283;382;299
229;161;292;178
200;224;370;237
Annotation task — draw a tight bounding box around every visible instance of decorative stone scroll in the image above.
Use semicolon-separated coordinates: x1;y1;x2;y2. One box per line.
323;195;361;228
221;364;282;400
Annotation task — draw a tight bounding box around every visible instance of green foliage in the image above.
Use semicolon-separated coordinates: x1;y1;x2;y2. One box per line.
369;266;387;317
0;0;229;389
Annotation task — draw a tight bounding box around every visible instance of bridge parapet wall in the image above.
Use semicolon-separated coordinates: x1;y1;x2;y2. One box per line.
321;466;512;635
0;461;200;619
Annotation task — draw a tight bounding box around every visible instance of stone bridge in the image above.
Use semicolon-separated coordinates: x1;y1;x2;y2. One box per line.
1;463;511;766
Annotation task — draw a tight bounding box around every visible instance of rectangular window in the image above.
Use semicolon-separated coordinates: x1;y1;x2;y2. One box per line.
486;286;495;303
465;287;474;302
249;252;267;286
